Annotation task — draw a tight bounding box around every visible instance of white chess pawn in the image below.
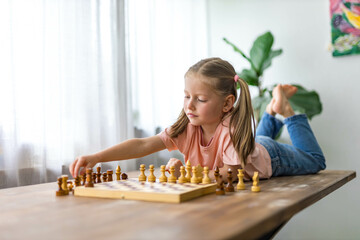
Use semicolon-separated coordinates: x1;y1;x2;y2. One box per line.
178;166;187;183
148;165;156;182
139;164;147;182
202;166;211;184
168;166;177;183
159;165;168;183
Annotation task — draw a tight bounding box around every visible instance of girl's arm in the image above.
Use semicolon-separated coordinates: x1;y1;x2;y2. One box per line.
69;135;166;178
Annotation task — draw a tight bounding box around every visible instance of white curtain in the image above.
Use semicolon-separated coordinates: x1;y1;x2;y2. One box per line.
0;0;133;188
127;0;209;166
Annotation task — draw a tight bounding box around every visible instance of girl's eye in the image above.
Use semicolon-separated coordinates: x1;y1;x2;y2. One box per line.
184;96;190;99
198;98;206;102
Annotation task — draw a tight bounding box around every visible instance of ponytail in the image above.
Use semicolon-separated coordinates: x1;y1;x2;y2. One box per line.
169;110;189;138
229;78;256;166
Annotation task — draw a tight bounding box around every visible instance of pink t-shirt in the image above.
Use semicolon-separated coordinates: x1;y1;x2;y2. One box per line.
158;118;272;180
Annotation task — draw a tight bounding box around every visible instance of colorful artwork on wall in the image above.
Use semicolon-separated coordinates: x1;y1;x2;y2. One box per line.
330;0;360;56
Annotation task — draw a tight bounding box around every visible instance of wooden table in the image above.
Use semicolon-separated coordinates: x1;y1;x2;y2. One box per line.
0;170;355;240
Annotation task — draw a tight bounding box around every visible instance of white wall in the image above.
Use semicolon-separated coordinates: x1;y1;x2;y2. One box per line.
208;0;359;239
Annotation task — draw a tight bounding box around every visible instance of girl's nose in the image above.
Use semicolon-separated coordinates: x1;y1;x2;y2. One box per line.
187;99;195;110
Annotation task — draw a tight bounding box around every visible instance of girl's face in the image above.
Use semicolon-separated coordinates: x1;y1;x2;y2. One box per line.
184;73;226;132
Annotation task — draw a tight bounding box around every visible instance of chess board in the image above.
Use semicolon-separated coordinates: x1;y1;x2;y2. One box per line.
74;178;217;203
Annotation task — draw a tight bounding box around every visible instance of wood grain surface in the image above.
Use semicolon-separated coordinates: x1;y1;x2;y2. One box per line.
0;170;355;240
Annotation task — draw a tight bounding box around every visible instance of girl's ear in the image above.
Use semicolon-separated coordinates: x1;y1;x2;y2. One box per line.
223;95;235;113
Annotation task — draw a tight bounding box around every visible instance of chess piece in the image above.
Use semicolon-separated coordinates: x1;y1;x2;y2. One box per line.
67;180;74;193
214;166;220;182
139;164;147;182
85;168;94;187
168;166;177;183
202;166;211;184
190;166;198;184
237;169;246;190
116;165;121;180
82;173;86;185
92;172;97;184
251;171;261;192
185;160;191;182
107;170;113;181
56;177;66;196
215;175;225;195
225;169;234;192
178;166;187;183
195;164;203;183
102;172;108;182
159;165;168;183
74;176;81;187
121;173;128;180
61;175;69;195
148;165;156;182
96;166;102;183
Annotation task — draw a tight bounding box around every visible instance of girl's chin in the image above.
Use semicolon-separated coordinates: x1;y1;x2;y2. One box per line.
188;120;201;126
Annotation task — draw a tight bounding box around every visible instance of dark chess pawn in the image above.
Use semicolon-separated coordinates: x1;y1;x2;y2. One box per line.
107;170;113;181
214;166;220;182
121;173;128;180
225;168;234;192
102;172;108;182
74;176;81;187
56;177;66;196
85;168;94;188
82;172;86;185
215;175;225;195
96;166;102;183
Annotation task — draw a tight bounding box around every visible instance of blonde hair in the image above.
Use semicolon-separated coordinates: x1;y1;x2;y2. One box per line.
170;57;255;166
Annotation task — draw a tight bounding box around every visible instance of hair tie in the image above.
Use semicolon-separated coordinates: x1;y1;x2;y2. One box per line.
234;75;239;83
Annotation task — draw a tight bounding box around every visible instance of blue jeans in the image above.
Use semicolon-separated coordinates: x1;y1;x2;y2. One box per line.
255;112;326;177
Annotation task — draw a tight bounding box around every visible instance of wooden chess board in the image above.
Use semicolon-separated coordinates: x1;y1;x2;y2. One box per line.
74;178;217;203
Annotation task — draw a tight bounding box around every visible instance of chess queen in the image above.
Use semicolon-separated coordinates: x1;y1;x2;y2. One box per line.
70;58;326;183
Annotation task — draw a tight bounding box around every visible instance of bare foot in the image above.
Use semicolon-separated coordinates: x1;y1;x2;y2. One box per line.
282;84;298;98
272;84;295;118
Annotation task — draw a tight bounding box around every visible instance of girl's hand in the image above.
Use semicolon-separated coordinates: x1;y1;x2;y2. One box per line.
69;154;100;178
165;158;183;178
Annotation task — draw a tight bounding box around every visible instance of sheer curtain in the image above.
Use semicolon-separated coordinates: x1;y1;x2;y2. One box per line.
0;0;133;188
127;0;208;142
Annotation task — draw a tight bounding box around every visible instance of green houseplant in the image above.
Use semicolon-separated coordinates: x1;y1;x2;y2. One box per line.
223;31;322;125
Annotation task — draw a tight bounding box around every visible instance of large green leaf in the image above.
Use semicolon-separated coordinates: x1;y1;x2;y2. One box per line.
261;49;283;74
249;32;273;75
223;38;252;64
288;85;322;120
238;68;259;87
252;95;271;123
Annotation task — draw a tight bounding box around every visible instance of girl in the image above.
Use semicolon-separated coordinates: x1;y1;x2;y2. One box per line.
69;58;326;181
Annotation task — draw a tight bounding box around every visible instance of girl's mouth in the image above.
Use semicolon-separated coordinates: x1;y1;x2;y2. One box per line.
187;113;198;118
